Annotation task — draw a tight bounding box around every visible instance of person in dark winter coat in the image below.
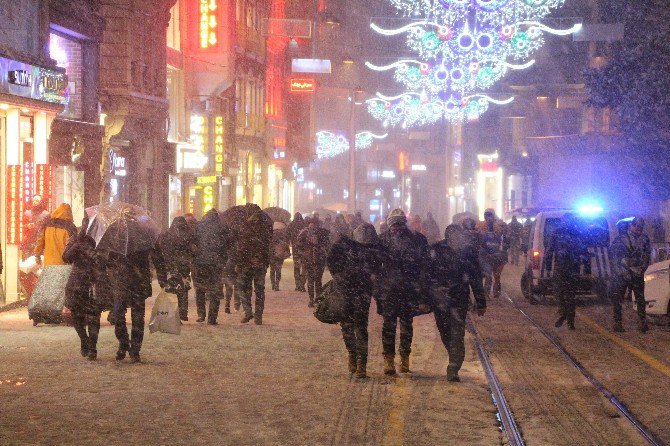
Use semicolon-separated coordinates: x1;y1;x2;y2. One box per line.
297;217;331;307
62;217;103;360
377;209;429;375
223;251;239;314
269;222;291;291
350;212;365;232
159;216;197;321
288;212;307;292
422;212;441;245
192;209;230;325
544;214;587;330
476;209;509;299
610;217;651;333
428;224;486;382
236;211;273;324
330;214;351;246
327;223;384;379
106;235;168;363
508;216;523;266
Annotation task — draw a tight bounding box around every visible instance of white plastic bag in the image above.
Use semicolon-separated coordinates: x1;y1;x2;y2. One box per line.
148;291;181;335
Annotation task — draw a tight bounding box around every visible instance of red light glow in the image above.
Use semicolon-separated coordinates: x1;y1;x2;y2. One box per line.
199;0;219;49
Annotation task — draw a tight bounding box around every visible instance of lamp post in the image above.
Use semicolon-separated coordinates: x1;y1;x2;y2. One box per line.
349;86;364;213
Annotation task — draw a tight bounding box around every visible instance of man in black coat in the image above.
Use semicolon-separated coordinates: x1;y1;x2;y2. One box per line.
288;212;307;291
377;209;428;375
297;217;331;307
159;216;197;321
428;224;486;382
192;209;231;325
106;242;167;363
327;223;384;379
544;214;587;330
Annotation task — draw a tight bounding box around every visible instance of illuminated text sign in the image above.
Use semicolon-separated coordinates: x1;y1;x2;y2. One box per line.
199;0;219;49
6;166;21;245
214;116;224;173
290;78;315;93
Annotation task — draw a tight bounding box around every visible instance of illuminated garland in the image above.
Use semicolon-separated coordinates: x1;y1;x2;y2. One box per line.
315;131;389;158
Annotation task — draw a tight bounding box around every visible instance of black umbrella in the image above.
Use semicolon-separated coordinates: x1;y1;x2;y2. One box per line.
263;207;291;224
85;202;160;256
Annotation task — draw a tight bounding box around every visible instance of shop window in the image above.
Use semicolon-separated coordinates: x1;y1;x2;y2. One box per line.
167;3;181;51
49;32;84;120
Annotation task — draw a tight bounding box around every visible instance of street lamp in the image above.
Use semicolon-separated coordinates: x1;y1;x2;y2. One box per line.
349;86;364;213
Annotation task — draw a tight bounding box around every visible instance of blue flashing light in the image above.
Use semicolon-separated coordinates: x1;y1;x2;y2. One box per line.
577;203;604;217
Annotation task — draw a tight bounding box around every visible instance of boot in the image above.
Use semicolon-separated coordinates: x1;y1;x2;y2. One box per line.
383;355;396;376
613;321;625;333
399;355;410;373
447;365;460;382
348;353;357;374
80;338;89;357
567;320;575;330
254;314;263;325
554;316;566;328
116;347;127;361
241;312;254;324
355;357;368;379
129;352;141;364
638;319;649;333
87;349;97;361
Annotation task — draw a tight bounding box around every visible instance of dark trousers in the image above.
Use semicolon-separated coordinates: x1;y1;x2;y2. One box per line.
381;293;414;357
306;263;325;303
433;305;468;371
341;294;371;362
294;259;306;290
270;261;284;290
484;262;505;298
72;311;101;352
114;297;146;355
223;277;238;311
611;276;646;323
176;289;188;320
194;265;224;323
237;267;267;318
556;275;577;323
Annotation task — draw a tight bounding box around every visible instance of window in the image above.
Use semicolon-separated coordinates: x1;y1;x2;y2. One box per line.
167;3;181;51
49;32;83;120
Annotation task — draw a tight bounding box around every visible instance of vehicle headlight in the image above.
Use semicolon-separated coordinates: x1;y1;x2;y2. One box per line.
644;269;669;282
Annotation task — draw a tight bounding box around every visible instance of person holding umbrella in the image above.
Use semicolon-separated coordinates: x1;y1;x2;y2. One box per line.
159;216;198;321
88;202;168;363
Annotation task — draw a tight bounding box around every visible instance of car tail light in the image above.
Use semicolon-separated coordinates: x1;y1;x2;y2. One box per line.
531;250;541;270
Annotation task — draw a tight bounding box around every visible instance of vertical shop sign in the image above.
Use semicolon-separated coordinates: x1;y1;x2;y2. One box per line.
35;164;54;210
199;0;219;49
6;166;22;245
190;114;208;153
214;115;224;174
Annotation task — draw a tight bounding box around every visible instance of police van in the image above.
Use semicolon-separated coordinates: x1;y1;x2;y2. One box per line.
520;209;618;302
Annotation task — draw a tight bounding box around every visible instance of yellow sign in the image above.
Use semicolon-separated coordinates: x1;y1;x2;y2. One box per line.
197;175;218;185
203;185;215;213
199;0;218;49
214;115;224;173
190;115;207;153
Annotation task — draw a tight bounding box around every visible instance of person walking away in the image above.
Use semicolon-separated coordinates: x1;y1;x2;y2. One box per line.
331;213;352;246
544;214;587;330
428;224;486;381
476;209;508;299
223;252;239;313
62;217;103;360
237;211;273;324
408;214;423;235
270;222;291;291
322;215;333;233
106;229;168;363
288;212;307;292
521;218;532;262
192;209;230;325
34;203;77;266
159;217;197;321
297;217;331;308
610;217;651;333
508;216;523;266
377;209;428;375
350;211;365;232
327;223;384;378
422;212;441;245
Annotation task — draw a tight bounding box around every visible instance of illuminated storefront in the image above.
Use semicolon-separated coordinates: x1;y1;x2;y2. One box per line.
476;152;504;220
0;56;67;304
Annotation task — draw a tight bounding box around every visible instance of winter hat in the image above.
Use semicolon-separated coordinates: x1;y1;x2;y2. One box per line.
273;221;287;230
387;209;407;227
353;223;378;245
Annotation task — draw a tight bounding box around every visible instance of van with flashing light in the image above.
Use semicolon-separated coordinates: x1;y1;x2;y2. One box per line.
520;209;619;302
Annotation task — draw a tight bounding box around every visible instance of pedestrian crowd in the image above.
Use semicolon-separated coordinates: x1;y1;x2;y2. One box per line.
22;201;654;381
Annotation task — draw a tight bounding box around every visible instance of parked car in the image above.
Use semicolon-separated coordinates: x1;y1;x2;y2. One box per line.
641;245;670;316
521;210;618;302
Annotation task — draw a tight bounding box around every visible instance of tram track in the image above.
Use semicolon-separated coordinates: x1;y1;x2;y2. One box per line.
500;290;665;446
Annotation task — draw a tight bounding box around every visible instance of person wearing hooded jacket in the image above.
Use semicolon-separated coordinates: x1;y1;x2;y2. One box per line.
297;217;331;307
327;223;384;378
476;208;509;299
377;209;429;375
192;209;231;325
269;222;291;291
159;216;198;321
428;224;486;382
288;212;307;291
34;203;77;265
236;211;273;324
62;216;104;360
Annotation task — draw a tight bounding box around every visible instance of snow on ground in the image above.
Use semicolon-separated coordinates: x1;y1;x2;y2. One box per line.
0;263;501;446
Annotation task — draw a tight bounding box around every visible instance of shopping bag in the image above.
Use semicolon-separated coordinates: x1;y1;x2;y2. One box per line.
28;265;72;324
148;291;181;335
313;280;351;324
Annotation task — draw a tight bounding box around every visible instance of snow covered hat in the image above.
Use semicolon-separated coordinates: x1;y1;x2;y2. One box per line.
387;208;407;227
273;221;287;230
353;223;378;245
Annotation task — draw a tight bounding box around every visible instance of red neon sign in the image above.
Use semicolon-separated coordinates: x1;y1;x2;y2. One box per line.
35;164;54;210
199;0;219;49
290;78;315;93
6;166;22;245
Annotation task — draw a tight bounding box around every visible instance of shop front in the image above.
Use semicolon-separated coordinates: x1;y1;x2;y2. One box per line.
0;55;67;305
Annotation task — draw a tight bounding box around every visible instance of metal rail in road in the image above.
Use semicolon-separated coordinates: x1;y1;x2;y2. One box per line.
467;319;526;446
504;293;665;446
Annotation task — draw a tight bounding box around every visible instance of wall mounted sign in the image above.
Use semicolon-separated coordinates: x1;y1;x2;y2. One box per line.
290;78;315;93
213;115;224;173
1;57;67;105
8;70;32;87
6;166;21;245
198;0;219;50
